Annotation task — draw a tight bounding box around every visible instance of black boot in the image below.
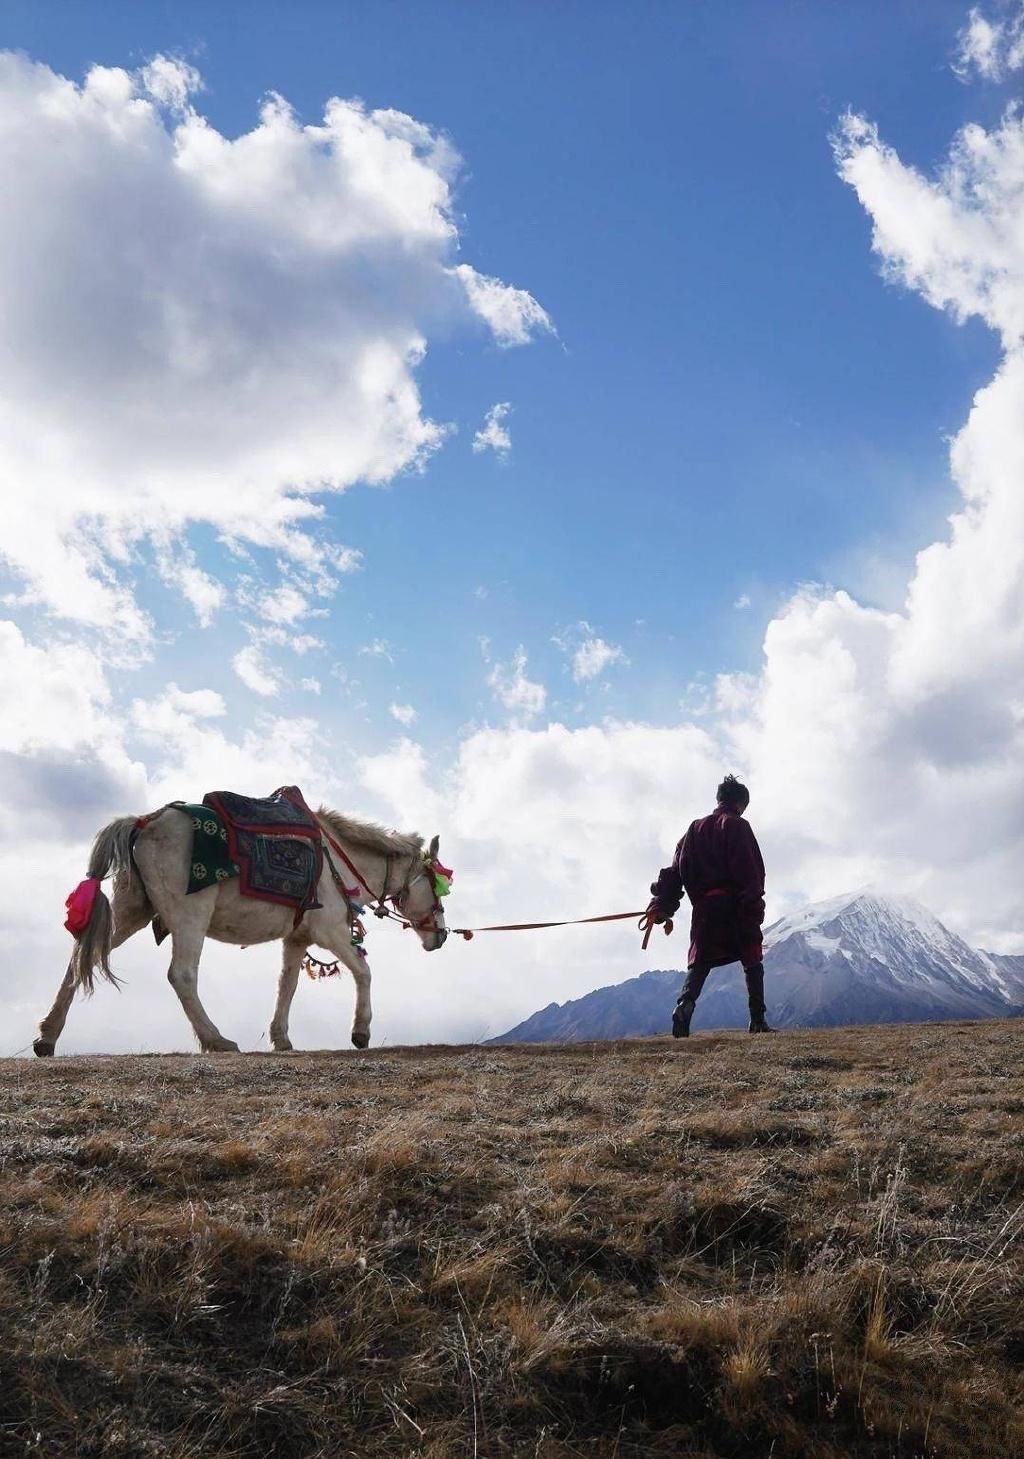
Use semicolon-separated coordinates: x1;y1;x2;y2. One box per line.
744;963;775;1034
672;996;695;1039
672;965;709;1040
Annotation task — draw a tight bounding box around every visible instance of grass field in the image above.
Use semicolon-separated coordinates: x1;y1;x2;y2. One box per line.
3;1022;1024;1457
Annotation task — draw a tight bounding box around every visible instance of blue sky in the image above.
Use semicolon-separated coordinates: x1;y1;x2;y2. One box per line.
1;1;1023;1051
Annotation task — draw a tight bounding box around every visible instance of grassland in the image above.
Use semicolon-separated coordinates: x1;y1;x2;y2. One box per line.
2;1021;1024;1457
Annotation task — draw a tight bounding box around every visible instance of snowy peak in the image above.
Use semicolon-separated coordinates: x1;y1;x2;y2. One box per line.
764;889;1004;1001
768;889;961;951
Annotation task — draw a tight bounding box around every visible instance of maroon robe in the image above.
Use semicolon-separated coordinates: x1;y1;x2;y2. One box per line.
651;806;765;969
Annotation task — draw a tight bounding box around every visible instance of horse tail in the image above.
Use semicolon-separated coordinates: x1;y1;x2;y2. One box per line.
72;815;140;995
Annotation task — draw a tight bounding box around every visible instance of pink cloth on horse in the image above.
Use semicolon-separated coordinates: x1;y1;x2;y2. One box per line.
64;877;101;937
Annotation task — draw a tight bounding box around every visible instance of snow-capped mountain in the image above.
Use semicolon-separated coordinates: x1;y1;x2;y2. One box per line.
490;890;1024;1042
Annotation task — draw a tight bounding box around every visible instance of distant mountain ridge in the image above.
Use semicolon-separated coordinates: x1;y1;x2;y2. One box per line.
490;890;1024;1043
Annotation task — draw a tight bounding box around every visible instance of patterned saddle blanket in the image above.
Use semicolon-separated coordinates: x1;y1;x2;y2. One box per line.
175;785;324;917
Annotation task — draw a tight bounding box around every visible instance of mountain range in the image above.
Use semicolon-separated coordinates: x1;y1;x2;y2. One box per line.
490;890;1024;1043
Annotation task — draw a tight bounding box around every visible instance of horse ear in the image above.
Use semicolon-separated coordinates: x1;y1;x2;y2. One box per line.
428;834;440;859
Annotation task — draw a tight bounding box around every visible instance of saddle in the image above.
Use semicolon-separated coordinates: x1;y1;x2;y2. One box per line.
201;785;324;919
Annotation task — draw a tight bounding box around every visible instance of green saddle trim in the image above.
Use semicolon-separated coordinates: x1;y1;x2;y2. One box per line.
171;803;240;895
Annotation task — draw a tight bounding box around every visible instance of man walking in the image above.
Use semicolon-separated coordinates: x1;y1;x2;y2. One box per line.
646;775;774;1037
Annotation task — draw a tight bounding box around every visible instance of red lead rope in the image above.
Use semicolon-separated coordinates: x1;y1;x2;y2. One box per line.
449;907;674;947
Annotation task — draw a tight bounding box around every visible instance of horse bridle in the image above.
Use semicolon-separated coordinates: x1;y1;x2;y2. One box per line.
392;861;447;939
322;837;446;941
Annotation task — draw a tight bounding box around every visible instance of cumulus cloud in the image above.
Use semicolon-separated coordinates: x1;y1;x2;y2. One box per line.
488;648;547;719
0;622;118;761
834;108;1024;345
472;401;513;456
232;645;281;697
454;266;553;347
163;684;227;718
0;52;549;642
355;721;721;1039
256;585;312;625
390;702;418;726
152;535;226;626
954;5;1024;80
554;622;628;683
573;637;626;683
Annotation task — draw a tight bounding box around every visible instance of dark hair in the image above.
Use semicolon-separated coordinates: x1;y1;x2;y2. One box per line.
716;774;749;810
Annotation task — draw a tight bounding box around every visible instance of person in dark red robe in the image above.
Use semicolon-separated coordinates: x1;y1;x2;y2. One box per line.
647;775;774;1037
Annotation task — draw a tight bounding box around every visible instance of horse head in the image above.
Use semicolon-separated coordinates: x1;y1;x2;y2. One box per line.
397;833;449;951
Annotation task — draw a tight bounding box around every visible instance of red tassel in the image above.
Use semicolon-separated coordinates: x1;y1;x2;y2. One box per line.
64;878;101;937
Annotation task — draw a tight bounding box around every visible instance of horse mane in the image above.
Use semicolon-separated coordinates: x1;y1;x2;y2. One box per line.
316;806;423;859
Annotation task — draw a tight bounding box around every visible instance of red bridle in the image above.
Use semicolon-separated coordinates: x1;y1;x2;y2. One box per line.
320;829;446;939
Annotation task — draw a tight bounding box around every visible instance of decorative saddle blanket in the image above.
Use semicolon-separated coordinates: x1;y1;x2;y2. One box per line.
174;785;324;917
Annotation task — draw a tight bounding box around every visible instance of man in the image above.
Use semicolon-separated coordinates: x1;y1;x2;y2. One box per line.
647;775;774;1037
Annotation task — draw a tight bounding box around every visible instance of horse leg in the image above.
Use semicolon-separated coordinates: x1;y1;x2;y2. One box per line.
34;890;151;1057
345;948;373;1049
312;936;372;1049
269;935;307;1052
166;906;238;1054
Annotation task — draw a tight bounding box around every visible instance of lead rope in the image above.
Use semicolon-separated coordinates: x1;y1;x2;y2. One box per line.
449;907;674;948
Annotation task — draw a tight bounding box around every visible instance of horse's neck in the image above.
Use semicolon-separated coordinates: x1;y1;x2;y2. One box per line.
341;841;406;901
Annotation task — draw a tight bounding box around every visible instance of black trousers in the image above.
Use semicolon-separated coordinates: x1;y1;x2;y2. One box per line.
681;961;766;1018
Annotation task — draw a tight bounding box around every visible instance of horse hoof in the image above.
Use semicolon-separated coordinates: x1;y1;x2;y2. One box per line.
204;1039;240;1054
271;1039;293;1053
351;1030;370;1050
32;1040;55;1058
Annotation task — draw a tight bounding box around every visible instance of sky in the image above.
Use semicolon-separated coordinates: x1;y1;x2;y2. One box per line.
1;1;1023;1054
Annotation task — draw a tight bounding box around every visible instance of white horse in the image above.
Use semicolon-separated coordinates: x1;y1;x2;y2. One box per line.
34;804;447;1056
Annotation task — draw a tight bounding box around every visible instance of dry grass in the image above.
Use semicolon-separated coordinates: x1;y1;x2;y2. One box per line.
2;1021;1024;1456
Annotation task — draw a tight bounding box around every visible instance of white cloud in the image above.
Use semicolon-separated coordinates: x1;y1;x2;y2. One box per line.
954;5;1024;81
834;108;1024;345
254;626;324;656
554;621;627;683
390;702;418;725
164;684;227;718
488;648;546;719
359;638;395;662
734;594;751;610
152;533;226;626
355;721;720;1040
301;677;321;695
0;621;114;757
454;265;553;347
0;52;548;642
472;401;512;456
572;637;626;683
257;584;312;625
140;54;202;111
232;644;281;697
